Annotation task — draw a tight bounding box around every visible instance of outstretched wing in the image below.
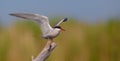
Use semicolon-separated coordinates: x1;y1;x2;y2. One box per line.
9;13;53;35
53;18;68;27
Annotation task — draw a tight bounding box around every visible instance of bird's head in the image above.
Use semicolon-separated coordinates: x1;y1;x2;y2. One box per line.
53;26;65;31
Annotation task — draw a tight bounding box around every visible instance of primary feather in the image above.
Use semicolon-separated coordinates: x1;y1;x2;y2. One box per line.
9;13;53;35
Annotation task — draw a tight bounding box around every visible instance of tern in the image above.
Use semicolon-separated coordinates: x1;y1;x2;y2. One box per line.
9;13;68;42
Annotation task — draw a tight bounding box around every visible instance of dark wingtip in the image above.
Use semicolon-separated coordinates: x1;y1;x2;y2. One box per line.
9;13;15;16
63;18;68;22
9;13;26;19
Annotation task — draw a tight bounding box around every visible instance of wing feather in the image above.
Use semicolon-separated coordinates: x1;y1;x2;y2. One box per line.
9;13;53;35
54;18;68;27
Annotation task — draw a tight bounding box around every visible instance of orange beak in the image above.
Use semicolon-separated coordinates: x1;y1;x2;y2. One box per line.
60;27;65;31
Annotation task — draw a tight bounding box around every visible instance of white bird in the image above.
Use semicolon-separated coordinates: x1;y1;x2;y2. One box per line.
9;13;68;41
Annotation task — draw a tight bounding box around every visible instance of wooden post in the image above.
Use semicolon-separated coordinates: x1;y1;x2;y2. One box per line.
32;41;57;61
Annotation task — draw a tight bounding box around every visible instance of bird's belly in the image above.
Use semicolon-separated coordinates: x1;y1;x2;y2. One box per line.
43;30;60;39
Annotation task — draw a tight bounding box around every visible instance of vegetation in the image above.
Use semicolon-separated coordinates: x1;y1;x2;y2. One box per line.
0;18;120;61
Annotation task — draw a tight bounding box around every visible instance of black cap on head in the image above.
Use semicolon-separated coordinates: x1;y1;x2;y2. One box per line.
53;26;65;31
53;26;61;28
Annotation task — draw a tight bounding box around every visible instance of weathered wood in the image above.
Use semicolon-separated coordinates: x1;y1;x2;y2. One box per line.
32;41;57;61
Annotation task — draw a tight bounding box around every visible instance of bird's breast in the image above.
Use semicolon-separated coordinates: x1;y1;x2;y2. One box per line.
42;29;61;39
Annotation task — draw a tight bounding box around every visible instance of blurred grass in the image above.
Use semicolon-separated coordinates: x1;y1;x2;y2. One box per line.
0;18;120;61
